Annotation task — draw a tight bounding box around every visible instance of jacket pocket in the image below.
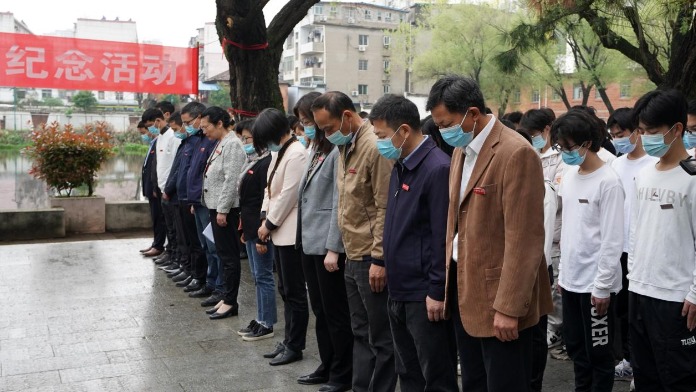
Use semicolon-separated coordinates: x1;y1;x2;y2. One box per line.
484;267;502;305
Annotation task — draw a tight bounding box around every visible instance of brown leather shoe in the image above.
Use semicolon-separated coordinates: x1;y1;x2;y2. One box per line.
142;248;163;257
139;246;152;253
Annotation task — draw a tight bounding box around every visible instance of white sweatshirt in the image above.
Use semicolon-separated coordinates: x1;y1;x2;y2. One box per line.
559;164;624;298
156;128;181;191
543;180;557;267
611;154;659;252
628;165;696;304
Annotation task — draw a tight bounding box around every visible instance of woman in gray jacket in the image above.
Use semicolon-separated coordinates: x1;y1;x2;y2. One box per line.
294;93;353;392
200;106;246;320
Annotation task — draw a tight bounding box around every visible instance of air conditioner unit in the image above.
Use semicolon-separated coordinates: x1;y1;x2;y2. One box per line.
358;45;367;52
348;17;356;24
351;91;359;97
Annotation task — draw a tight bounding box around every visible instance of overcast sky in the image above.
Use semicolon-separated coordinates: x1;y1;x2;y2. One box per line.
5;0;286;47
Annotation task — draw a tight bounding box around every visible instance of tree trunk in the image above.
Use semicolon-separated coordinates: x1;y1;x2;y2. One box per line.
596;85;614;115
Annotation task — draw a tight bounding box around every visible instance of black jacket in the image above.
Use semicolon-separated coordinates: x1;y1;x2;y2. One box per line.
239;155;271;244
141;139;158;198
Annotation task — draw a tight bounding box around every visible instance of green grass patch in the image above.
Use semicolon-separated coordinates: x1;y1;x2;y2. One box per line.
114;143;149;155
0;143;29;151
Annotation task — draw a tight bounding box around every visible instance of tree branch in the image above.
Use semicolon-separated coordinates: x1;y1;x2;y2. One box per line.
267;0;321;49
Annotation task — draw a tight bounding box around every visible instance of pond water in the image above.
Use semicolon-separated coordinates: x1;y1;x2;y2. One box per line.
0;151;145;210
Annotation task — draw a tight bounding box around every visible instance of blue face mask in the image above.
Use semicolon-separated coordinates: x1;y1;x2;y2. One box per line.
243;143;255;155
185;125;197;135
376;127;406;160
148;125;158;134
641;124;676;158
141;134;152;144
440;110;475;148
683;131;696;150
304;125;316;140
561;146;587;166
174;131;186;140
268;142;282;152
531;134;547;150
299;138;309;148
612;134;636;154
326;114;353;145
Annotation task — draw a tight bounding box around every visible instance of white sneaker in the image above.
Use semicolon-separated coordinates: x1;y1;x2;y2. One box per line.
630;379;635;391
457;362;461;376
615;359;634;381
549;345;570;361
547;329;562;348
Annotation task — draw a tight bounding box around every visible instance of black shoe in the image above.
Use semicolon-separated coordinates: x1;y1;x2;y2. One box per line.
200;294;222;307
154;255;170;265
242;324;273;341
297;372;329;385
165;269;181;278
205;306;220;315
183;279;203;292
172;272;189;282
158;262;176;270
240;250;248;259
237;320;259;336
269;347;302;366
209;305;238;320
175;275;193;287
263;342;285;358
189;287;213;298
318;383;351;392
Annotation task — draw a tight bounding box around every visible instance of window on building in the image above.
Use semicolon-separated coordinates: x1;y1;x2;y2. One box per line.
58;90;67;99
42;89;52;99
115;92;123;100
358;84;368;95
98;91;105;100
513;88;521;104
377;11;382;21
358;59;368;71
359;34;369;46
283;56;294;72
383;36;391;47
330;6;338;17
531;89;540;103
15;89;26;100
552;89;561;101
313;4;323;14
383;84;390;94
364;9;372;20
383;59;390;72
385;12;393;21
595;88;602;100
620;82;631;98
347;8;355;18
572;83;582;100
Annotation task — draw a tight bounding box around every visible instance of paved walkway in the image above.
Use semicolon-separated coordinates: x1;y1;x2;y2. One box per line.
0;236;632;391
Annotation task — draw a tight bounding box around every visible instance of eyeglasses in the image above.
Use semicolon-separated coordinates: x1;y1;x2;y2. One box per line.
183;117;199;126
300;119;315;127
552;143;580;153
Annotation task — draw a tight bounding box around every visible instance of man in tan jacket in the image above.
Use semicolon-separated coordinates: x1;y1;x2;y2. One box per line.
427;76;553;392
312;92;396;392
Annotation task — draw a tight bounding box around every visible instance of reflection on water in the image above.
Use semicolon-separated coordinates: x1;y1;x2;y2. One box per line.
0;151;145;210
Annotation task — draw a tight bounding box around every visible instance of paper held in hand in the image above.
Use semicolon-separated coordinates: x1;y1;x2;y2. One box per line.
203;223;215;244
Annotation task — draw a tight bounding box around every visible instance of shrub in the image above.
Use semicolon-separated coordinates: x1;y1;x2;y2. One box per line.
26;122;114;196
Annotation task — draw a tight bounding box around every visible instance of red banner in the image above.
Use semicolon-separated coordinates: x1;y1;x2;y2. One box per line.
0;32;199;94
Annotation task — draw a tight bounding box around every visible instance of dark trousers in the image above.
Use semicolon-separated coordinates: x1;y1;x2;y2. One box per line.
449;264;532;392
208;209;241;306
147;196;166;250
344;259;396;392
530;265;554;391
179;205;206;280
562;290;615;392
615;252;630;361
161;198;178;261
301;252;353;385
629;292;696;391
274;244;309;352
387;299;458;392
172;203;191;274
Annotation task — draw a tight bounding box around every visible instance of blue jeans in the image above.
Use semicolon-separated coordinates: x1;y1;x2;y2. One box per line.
192;204;222;292
246;240;277;327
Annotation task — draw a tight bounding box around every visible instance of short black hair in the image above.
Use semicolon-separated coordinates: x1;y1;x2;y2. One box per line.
359;111;369;119
201;106;232;128
252;108;290;153
293;92;321;120
551;110;603;152
155;101;175;115
503;111;523;125
688;99;696;116
141;108;164;122
606;108;634;132
181;102;206;118
500;118;516;130
520;109;554;133
516;128;533;145
169;111;182;126
540;107;556;122
421;116;453;156
136;120;146;129
368;94;421;133
234;119;254;135
425;75;486;114
311;91;357;119
287;114;300;131
633;90;688;136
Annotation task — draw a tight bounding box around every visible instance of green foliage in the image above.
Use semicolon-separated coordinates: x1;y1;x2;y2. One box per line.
72;91;98;113
161;94;181;104
26;122;114;196
116;143;150;155
42;97;64;107
0;130;31;148
208;85;232;108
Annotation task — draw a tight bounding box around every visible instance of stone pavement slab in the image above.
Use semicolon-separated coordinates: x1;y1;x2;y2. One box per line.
0;237;632;391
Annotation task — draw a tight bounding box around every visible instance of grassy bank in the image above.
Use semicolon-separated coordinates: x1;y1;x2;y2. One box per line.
114;143;149;155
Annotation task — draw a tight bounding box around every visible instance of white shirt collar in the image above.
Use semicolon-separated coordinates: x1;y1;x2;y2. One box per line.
403;135;429;163
465;115;496;156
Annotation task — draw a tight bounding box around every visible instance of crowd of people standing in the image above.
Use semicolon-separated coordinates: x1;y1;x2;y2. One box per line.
137;75;696;392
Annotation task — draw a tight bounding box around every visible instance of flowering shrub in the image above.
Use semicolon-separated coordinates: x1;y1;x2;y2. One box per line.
26;122;114;196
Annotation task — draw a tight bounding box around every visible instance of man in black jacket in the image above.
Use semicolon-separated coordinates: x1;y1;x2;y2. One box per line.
139;121;166;257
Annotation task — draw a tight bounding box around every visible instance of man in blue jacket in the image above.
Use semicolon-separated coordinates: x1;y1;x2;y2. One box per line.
370;94;458;390
180;102;222;304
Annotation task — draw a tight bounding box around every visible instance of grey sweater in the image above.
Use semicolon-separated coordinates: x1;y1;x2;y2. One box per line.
202;133;246;213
